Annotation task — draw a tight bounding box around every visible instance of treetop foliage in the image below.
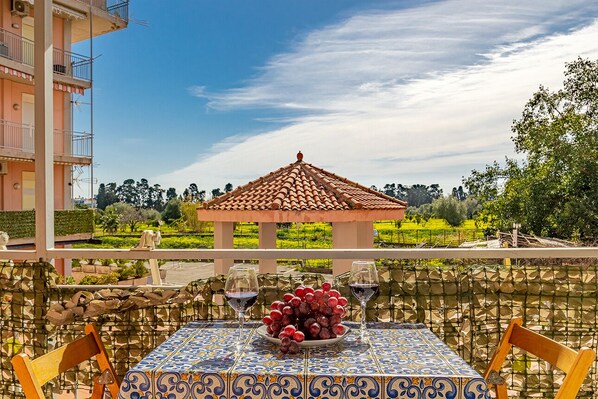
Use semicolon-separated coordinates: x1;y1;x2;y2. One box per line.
465;57;598;240
96;180;234;211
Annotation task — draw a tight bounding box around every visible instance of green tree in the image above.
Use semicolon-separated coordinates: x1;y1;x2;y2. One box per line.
211;188;223;199
180;201;210;232
463;197;482;220
117;179;138;206
96;182;119;210
383;183;396;198
96;183;107;210
149;184;165;210
136;178;150;208
224;183;233;193
99;207;119;233
107;202;144;232
451;186;467;201
161;198;182;224
166;187;178;202
432;196;466;227
464;58;598;239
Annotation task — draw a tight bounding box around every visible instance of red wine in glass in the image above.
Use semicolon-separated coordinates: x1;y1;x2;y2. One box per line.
225;292;258;313
349;283;379;303
349;261;379;342
225;265;259;352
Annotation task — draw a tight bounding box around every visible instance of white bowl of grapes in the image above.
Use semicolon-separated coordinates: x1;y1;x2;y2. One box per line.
258;282;350;354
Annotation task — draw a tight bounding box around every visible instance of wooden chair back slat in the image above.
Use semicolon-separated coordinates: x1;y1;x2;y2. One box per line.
30;334;101;386
484;318;596;399
509;324;578;373
12;324;121;399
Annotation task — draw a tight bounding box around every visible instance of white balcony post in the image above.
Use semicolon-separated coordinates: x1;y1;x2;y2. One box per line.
213;222;234;275
258;222;277;274
34;0;54;260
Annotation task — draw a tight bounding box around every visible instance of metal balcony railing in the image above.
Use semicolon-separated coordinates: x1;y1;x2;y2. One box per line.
107;0;129;21
0;28;92;81
52;48;91;81
76;0;129;21
0;28;33;67
0;119;92;158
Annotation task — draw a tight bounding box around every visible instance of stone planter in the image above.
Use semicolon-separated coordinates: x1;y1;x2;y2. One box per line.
117;276;149;286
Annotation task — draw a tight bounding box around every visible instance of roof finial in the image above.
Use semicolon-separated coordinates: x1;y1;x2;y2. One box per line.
296;150;303;162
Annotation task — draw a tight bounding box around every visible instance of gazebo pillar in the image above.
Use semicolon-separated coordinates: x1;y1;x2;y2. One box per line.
259;222;277;274
332;221;374;275
214;221;234;275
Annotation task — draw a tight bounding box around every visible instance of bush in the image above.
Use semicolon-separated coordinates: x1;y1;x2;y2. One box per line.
432;196;467;227
63;276;76;285
162;199;182;225
131;260;148;278
79;272;119;285
115;265;136;280
79;275;99;285
97;273;119;284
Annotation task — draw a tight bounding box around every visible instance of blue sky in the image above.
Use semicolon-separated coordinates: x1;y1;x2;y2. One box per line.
73;0;598;198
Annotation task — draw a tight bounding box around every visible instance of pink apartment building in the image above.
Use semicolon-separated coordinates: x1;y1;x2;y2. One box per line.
0;0;128;270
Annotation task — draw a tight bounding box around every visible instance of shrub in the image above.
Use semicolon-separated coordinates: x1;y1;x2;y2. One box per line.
63;276;76;285
432;196;467;227
131;260;148;278
115;265;135;280
79;275;99;285
97;273;119;284
162;199;182;225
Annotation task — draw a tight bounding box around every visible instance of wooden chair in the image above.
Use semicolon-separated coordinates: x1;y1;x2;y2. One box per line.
12;324;120;399
484;318;596;399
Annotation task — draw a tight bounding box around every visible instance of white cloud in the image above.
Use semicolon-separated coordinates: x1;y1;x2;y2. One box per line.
158;0;598;195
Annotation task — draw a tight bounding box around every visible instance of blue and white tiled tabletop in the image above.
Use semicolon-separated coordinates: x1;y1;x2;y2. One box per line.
117;321;489;399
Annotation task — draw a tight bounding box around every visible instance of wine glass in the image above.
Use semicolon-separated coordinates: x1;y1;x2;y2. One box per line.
348;261;379;342
224;265;259;352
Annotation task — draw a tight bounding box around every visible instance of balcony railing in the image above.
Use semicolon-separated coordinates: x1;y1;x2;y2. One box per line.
52;48;91;81
0;119;92;158
76;0;129;21
0;28;91;81
107;0;129;21
0;249;596;398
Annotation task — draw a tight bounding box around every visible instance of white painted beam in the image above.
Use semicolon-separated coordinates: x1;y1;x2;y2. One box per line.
44;247;598;261
34;0;55;259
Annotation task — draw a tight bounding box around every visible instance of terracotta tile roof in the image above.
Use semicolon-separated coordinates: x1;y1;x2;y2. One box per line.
202;152;407;212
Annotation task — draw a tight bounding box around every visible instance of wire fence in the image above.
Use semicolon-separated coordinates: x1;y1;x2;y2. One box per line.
1;259;596;398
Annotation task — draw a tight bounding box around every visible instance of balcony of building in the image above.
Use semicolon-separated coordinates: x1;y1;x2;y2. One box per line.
0;27;91;88
57;0;130;42
0;119;92;165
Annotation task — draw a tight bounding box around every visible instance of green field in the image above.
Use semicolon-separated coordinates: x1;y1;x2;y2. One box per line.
86;219;488;254
77;219;490;271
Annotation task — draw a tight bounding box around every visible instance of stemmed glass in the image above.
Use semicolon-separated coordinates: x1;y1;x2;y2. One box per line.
348;261;379;342
224;265;259;352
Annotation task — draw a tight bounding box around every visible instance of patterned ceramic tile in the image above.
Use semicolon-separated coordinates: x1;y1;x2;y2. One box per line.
118;321;489;399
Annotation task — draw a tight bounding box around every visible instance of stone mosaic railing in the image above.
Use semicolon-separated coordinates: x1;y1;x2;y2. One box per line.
1;260;596;398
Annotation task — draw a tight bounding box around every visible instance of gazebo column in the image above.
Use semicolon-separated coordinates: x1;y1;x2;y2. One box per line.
214;221;234;275
259;222;277;274
332;221;374;275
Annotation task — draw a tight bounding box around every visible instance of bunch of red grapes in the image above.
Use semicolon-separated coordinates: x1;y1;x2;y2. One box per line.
262;281;348;354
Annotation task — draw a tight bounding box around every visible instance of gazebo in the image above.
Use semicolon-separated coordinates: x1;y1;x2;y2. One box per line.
197;152;407;275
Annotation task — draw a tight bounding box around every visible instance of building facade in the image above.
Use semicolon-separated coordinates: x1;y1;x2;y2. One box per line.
0;0;127;211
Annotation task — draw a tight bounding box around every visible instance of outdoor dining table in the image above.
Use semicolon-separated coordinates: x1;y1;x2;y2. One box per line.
117;320;489;399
